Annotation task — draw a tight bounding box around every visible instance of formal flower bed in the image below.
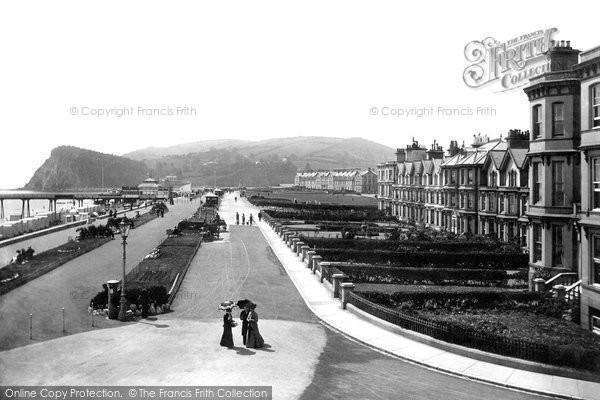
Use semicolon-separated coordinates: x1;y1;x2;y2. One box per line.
300;237;516;252
127;234;202;288
318;248;528;269
249;196;377;211
336;265;528;287
354;285;600;372
357;285;536;307
262;209;386;222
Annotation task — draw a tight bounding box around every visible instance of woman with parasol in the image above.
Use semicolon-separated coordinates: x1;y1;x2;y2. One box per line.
218;301;237;348
245;302;264;349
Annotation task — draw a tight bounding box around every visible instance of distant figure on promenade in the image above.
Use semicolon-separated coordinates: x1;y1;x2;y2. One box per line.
249;214;254;225
236;212;239;225
258;211;262;223
241;213;245;225
235;197;237;202
219;301;235;348
245;303;264;349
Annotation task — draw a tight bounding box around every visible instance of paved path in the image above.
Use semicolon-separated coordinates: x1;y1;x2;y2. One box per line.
0;204;154;267
0;193;547;400
0;198;199;350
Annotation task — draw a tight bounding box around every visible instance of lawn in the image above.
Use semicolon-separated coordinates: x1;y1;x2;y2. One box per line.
248;189;378;207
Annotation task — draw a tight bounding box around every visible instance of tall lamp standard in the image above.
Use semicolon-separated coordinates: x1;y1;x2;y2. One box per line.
117;220;131;321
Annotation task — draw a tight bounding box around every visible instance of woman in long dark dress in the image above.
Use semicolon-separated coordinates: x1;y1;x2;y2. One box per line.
220;307;234;348
245;303;264;349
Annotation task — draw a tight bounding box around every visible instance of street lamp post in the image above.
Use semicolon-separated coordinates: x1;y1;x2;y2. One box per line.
117;220;131;321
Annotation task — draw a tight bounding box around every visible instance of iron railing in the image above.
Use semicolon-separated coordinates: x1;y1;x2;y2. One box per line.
347;291;551;364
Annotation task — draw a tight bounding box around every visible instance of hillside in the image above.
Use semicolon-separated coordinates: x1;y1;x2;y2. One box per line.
23;137;395;190
24;146;149;191
124;136;395;171
123;139;252;160
144;149;297;187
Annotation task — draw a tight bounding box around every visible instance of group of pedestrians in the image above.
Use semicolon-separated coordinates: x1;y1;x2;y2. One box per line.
234;211;262;225
219;301;264;349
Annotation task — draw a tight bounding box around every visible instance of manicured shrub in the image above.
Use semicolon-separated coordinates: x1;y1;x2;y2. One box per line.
263;209;383;222
250;197;376;212
318;249;528;269
300;237;515;253
358;286;538;310
90;284;169;309
337;265;528;287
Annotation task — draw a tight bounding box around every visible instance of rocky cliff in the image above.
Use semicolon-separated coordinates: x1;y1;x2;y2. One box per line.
24;146;149;191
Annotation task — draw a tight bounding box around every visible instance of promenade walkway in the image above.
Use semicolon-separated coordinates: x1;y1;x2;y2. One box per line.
0;203;154;267
0;193;569;399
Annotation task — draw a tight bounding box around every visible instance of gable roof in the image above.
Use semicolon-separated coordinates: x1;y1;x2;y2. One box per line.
422;159;434;174
507;148;528;169
432;158;442;174
414;161;423;174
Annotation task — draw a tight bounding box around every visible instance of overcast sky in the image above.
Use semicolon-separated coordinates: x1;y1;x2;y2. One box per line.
0;1;598;189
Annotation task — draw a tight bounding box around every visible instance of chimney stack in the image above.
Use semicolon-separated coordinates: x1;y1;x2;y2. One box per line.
547;39;580;71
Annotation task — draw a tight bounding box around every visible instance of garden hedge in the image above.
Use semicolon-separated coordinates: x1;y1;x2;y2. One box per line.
250;197;377;211
263;209;384;222
300;237;514;253
358;287;539;309
337;265;528;287
318;248;528;269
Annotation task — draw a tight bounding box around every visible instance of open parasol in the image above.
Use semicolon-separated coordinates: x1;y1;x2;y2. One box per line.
218;300;236;311
236;299;253;309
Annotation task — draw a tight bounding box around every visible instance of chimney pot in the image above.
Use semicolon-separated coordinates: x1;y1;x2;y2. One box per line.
560;40;565;47
566;40;571;47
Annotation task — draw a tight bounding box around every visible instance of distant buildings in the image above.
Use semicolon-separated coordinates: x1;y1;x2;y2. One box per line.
294;168;377;194
377;40;600;334
162;176;192;195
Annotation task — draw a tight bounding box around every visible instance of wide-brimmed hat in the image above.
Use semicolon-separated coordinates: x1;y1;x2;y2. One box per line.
218;300;236;311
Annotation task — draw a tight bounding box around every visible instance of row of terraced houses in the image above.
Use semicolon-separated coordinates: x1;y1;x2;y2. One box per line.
295;169;377;194
377;41;600;334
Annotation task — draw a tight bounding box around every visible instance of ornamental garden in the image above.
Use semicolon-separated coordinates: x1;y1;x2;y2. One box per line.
252;193;600;374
